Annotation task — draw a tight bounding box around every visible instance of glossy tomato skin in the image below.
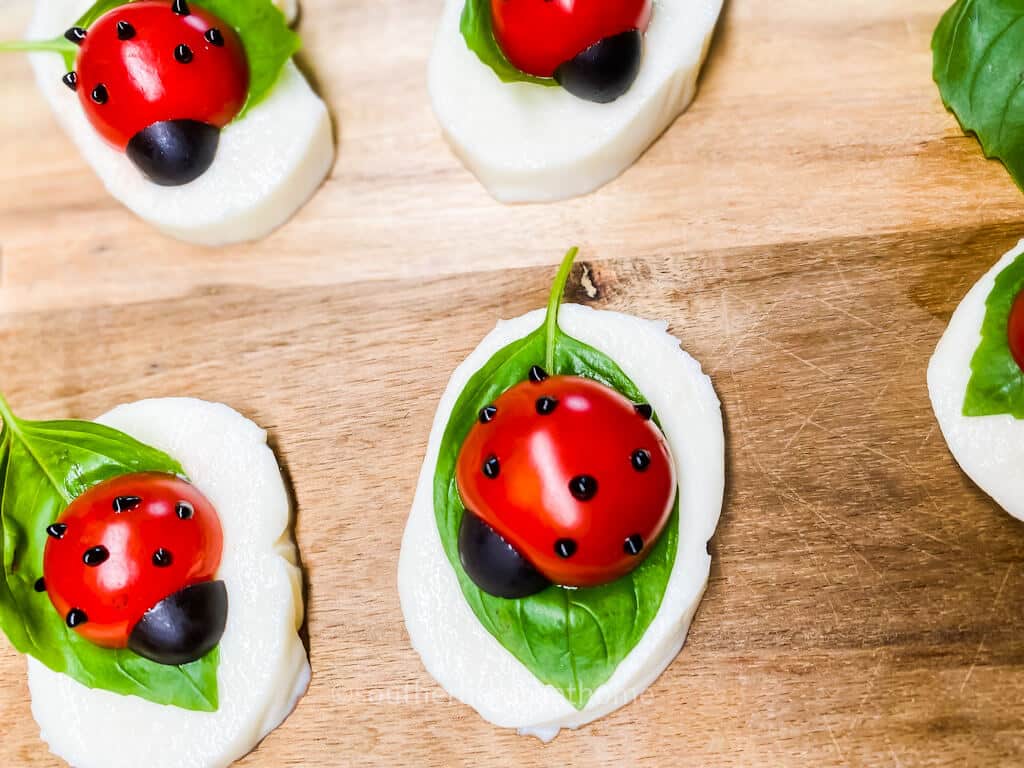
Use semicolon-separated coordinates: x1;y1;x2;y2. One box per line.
490;0;652;78
75;1;248;149
457;374;675;588
1010;288;1024;372
43;472;222;649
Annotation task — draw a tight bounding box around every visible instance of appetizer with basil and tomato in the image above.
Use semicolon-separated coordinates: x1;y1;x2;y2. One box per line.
0;396;307;768
398;248;725;740
930;240;1024;522
2;0;333;245
429;0;724;203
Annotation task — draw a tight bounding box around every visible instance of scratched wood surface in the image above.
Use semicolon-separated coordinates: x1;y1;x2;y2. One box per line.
1;0;1023;765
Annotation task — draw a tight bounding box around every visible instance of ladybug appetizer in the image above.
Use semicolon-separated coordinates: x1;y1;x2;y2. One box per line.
490;0;653;103
2;0;333;244
42;472;226;664
400;248;725;740
429;0;724;202
929;239;1024;523
0;395;309;768
457;371;676;596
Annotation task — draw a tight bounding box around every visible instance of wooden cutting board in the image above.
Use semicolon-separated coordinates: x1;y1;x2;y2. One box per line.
2;0;1024;765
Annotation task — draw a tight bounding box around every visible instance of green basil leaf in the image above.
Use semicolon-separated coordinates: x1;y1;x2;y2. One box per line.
432;250;678;709
933;0;1024;192
33;0;299;116
0;399;220;712
460;0;557;87
964;250;1024;416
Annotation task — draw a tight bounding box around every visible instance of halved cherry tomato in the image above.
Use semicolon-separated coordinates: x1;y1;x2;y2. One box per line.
43;472;222;649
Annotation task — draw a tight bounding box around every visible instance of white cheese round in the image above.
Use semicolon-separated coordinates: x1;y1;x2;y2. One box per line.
28;398;309;768
398;303;724;740
26;0;333;246
428;0;723;202
928;239;1024;522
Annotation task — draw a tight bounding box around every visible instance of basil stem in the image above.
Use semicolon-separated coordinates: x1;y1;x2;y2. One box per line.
544;246;579;372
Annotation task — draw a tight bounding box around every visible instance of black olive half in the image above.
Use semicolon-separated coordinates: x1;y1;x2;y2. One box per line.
126;120;220;186
458;511;550;599
128;580;228;666
554;30;644;104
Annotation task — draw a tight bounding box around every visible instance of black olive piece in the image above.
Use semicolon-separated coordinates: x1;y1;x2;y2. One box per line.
482;455;500;479
553;29;643;104
83;545;110;567
536;396;558;415
91;84;108;105
34;578;46;593
116;20;136;40
568;475;598;501
529;365;549;383
46;523;67;540
126;120;220;186
113;495;142;513
204;28;224;46
176;501;195;520
128;580;228;666
64;27;87;45
172;0;190;15
152;548;173;567
66;608;88;628
62;72;78;92
554;538;578;558
174;44;193;64
478;405;498;424
634;403;653;421
631;449;651;472
624;534;644;556
458;511;550;599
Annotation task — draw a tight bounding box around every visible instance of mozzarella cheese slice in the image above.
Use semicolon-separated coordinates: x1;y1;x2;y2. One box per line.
428;0;723;203
929;239;1024;522
26;0;333;246
399;303;724;740
28;398;309;768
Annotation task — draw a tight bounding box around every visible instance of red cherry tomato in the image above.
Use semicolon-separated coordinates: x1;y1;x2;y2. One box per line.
490;0;652;78
457;374;676;587
75;1;249;149
1010;289;1024;372
43;472;223;649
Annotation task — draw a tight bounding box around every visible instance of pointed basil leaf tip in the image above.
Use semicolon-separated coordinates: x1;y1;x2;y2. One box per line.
963;251;1024;417
459;0;558;87
933;0;1024;194
0;393;219;712
433;248;679;710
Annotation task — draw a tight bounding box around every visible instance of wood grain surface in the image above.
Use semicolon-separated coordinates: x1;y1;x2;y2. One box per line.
1;0;1023;765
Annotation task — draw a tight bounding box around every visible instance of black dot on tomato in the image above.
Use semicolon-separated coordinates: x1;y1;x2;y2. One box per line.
529;365;549;383
46;523;68;540
152;548;174;568
536;396;559;415
634;403;653;421
34;578;46;593
554;538;577;558
631;449;651;472
66;608;88;628
479;405;498;424
61;71;78;92
116;20;135;40
483;455;500;479
64;26;86;45
569;475;598;501
91;84;108;105
624;534;644;556
172;0;190;16
174;44;194;64
176;501;194;520
113;495;142;513
204;28;225;46
83;545;110;567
